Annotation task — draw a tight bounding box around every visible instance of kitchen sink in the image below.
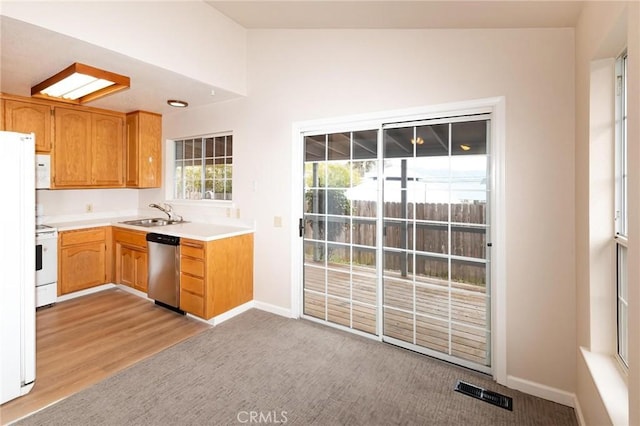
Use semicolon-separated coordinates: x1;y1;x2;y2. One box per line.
120;218;188;227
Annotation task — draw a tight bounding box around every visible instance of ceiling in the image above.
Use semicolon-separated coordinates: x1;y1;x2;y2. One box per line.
0;16;238;116
205;1;585;29
1;1;585;116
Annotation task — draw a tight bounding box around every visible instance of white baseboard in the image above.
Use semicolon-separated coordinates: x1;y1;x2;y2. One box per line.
506;375;576;408
253;300;293;318
573;394;586;426
55;283;116;303
183;300;292;326
207;300;255;326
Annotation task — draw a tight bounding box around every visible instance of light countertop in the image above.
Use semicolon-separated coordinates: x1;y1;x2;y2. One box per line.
47;216;254;242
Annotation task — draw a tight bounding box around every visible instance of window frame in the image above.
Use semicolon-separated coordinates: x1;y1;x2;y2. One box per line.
614;51;628;369
169;132;233;203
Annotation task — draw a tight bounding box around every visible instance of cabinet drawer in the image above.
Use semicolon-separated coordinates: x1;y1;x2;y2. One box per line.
60;227;106;246
180;290;204;317
113;228;147;248
181;239;205;259
181;257;204;277
181;273;204;296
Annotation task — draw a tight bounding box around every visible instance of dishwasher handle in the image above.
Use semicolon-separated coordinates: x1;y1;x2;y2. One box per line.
146;233;181;246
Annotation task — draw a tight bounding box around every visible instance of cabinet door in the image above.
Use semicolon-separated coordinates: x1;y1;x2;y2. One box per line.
119;245;135;288
53;107;92;187
125;113;139;187
133;249;148;292
138;112;162;188
116;244;148;292
92;113;124;186
4;100;52;152
126;111;161;188
59;241;107;295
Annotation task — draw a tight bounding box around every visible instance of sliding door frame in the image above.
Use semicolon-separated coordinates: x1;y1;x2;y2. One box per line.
290;97;507;384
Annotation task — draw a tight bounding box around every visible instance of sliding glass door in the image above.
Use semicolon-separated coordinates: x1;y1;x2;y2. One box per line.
381;117;491;372
302;130;379;335
301;114;492;373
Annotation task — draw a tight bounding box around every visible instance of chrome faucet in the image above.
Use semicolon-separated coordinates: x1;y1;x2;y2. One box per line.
149;203;176;221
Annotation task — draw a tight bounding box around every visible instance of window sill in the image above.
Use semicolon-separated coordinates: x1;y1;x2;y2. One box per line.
168;199;234;208
580;347;628;426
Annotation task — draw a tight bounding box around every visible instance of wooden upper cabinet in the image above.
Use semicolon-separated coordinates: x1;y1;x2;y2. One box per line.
1;93;128;189
53;107;92;187
92;113;124;186
3;99;53;152
53;107;124;188
126;111;162;188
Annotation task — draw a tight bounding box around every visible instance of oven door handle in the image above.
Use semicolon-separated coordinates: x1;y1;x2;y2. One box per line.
36;244;43;272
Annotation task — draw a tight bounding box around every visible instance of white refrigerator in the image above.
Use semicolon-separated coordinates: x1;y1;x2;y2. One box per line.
0;131;36;404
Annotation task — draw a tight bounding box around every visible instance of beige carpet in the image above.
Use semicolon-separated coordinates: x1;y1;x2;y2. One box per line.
17;309;577;425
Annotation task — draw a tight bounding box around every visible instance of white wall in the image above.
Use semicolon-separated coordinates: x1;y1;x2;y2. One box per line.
164;28;576;396
36;188;139;222
0;1;247;95
575;1;640;424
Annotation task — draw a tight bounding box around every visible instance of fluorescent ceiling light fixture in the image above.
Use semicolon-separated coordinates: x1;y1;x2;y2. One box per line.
167;99;188;108
31;63;130;104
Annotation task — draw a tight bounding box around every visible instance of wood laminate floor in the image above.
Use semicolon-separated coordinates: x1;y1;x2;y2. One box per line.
0;288;210;425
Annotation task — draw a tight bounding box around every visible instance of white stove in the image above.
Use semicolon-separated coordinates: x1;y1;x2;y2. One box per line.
35;224;57;308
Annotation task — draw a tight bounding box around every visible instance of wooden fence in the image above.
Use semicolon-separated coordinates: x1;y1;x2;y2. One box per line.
305;200;487;286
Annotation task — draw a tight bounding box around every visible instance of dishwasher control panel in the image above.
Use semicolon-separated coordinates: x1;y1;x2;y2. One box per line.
146;233;180;246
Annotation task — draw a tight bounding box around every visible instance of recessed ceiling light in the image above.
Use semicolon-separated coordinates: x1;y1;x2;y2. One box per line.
167;99;188;108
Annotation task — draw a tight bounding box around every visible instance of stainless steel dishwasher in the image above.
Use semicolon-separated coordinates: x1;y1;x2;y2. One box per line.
146;233;183;314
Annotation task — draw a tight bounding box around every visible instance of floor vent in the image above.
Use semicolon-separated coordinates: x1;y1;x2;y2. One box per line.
454;380;513;411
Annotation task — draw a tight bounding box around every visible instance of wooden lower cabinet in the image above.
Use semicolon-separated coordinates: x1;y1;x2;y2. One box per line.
113;228;148;292
180;234;253;320
57;226;252;313
119;247;148;291
58;227;110;295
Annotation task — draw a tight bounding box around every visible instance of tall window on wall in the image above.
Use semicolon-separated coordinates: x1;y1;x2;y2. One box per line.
614;51;628;367
173;134;233;201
